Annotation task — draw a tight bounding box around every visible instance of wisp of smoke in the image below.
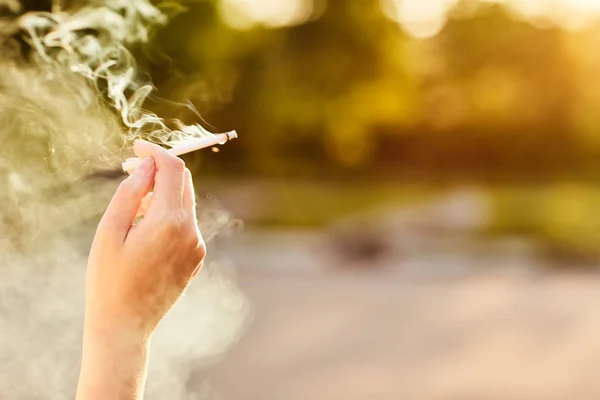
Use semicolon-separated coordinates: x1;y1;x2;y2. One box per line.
0;1;250;399
19;0;228;147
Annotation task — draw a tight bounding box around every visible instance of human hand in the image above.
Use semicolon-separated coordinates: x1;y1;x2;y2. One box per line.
76;141;205;400
85;140;206;337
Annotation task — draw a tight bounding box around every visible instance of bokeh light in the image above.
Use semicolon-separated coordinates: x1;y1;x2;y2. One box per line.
381;0;458;38
219;0;314;29
382;0;600;38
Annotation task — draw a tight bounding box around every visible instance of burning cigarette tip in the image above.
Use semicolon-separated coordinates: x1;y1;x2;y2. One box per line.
226;131;238;140
121;131;238;172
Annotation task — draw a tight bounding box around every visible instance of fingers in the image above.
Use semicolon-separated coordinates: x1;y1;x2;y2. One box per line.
182;168;197;222
136;192;154;218
98;157;156;243
134;140;186;211
182;168;204;271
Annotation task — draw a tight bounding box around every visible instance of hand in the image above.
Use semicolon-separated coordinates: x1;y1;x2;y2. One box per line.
77;141;206;400
86;140;206;336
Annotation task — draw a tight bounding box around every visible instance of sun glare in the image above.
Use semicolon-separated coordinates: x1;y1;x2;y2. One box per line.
505;0;600;30
380;0;458;38
381;0;600;39
219;0;314;30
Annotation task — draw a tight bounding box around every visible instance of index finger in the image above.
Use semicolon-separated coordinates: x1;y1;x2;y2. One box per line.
133;140;186;211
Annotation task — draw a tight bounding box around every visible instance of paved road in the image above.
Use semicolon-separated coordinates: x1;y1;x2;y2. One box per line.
208;269;600;400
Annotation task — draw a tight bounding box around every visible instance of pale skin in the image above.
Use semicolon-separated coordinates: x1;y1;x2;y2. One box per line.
76;140;206;400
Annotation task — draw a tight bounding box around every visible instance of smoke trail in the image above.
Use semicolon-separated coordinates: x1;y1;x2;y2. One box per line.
0;1;250;399
17;0;231;148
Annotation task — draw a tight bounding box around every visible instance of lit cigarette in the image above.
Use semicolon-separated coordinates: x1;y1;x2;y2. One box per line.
122;131;237;172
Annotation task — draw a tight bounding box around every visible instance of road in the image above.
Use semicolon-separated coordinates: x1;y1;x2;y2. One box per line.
208;268;600;400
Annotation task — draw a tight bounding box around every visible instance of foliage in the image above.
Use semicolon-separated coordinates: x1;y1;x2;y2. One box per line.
131;0;600;181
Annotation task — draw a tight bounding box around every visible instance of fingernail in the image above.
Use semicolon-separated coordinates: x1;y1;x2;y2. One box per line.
134;157;154;176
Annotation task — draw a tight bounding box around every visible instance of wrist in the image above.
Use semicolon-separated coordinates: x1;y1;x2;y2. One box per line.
77;321;151;400
82;323;151;353
83;304;156;343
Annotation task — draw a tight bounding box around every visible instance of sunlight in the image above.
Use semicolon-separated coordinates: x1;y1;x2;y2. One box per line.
505;0;600;30
380;0;458;38
220;0;600;36
382;0;600;39
219;0;314;30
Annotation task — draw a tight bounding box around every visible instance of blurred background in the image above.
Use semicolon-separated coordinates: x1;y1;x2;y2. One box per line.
16;0;600;398
148;0;600;399
137;0;600;264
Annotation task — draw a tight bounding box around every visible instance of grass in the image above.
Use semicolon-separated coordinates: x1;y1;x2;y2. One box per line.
258;181;437;227
198;177;600;259
486;183;600;258
196;178;438;228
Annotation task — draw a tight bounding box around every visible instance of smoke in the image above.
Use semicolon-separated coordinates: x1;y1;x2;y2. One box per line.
18;0;227;147
0;1;250;399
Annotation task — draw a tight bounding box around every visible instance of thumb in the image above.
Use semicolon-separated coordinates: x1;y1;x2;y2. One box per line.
98;157;156;243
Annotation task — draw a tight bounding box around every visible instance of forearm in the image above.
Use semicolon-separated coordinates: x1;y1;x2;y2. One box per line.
76;323;151;400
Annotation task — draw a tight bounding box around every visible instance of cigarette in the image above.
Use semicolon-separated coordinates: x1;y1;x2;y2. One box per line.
122;131;237;172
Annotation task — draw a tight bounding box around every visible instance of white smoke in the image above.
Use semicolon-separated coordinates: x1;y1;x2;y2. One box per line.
18;0;231;147
0;1;250;399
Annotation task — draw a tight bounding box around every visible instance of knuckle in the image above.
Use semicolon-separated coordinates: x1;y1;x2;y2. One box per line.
198;239;207;256
193;238;207;263
188;230;204;248
182;224;205;259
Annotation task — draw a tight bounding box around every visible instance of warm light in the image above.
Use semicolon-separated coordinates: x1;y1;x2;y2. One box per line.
380;0;458;38
382;0;600;39
219;0;314;30
491;0;600;30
